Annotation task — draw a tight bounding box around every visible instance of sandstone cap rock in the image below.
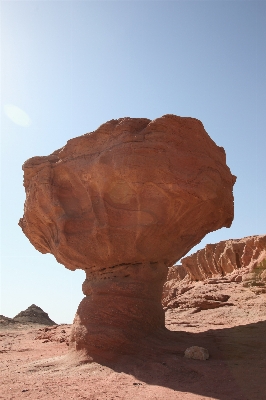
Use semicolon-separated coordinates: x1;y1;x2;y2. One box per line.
19;115;236;273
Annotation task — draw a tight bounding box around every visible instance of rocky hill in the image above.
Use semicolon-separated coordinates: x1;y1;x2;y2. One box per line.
0;315;16;326
1;304;56;327
13;304;56;325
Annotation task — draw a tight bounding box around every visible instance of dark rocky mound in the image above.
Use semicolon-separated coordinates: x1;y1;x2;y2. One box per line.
13;304;56;325
0;315;16;326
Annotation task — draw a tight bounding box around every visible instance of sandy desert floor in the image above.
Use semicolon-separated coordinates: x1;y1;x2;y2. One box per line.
1;281;266;400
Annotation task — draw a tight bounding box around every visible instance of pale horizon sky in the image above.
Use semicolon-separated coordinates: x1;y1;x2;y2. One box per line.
1;1;265;323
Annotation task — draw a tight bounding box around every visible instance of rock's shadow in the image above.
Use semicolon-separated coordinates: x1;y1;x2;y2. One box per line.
102;319;266;400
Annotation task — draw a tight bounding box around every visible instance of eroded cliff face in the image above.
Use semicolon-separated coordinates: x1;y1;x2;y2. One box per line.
182;235;266;281
162;235;266;311
19;115;235;360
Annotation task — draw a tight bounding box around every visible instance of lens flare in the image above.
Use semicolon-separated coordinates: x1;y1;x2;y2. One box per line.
4;104;32;127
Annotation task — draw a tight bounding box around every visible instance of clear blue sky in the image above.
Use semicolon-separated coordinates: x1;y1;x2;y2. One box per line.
1;1;265;323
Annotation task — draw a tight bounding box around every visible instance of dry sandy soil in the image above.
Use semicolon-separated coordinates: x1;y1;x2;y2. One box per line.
1;281;266;400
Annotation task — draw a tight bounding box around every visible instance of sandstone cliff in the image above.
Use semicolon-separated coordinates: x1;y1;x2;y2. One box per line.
182;234;266;281
162;235;266;310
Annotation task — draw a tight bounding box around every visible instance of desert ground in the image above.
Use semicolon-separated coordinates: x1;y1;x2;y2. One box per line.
1;277;266;400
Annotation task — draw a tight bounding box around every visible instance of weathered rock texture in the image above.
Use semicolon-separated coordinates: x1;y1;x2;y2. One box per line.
0;315;16;326
162;235;266;310
19;115;235;359
184;346;209;360
13;304;56;325
182;235;266;281
35;325;70;344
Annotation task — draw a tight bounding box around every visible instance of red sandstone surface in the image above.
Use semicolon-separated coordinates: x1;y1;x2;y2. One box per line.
1;235;266;399
182;235;266;281
1;282;266;400
163;235;266;309
19;115;235;361
19;115;235;270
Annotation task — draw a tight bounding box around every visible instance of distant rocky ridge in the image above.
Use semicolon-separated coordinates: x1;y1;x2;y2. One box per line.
0;315;16;325
0;304;56;326
162;235;266;310
181;234;266;281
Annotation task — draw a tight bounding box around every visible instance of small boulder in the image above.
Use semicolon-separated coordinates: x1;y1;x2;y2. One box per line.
184;346;209;360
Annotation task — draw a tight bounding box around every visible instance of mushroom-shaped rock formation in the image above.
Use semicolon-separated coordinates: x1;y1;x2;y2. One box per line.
19;115;236;360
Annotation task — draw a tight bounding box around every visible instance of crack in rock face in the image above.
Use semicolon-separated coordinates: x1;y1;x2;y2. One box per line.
19;114;235;361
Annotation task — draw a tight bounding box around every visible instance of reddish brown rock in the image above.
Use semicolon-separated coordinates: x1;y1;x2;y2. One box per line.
162;235;266;310
181;235;266;282
35;325;70;344
19;115;235;360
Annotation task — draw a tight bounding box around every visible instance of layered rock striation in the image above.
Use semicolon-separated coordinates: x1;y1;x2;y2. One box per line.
181;235;266;281
19;115;235;360
163;235;266;310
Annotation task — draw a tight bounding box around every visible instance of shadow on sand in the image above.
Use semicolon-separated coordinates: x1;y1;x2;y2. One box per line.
28;319;266;400
102;319;266;400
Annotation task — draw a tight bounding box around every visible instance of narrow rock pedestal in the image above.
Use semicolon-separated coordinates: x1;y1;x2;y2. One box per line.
70;262;168;359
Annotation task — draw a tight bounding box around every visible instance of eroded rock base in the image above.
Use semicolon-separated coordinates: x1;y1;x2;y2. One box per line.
69;262;170;360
